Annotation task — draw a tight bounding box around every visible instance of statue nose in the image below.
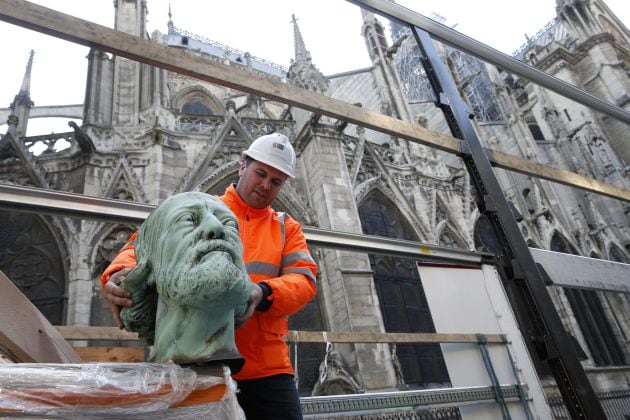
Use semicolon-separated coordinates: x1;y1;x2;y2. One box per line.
199;214;224;239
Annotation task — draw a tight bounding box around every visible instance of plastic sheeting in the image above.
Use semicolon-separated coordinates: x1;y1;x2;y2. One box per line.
0;362;243;418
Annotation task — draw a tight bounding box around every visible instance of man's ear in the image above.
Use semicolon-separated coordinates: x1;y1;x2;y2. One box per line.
238;160;246;177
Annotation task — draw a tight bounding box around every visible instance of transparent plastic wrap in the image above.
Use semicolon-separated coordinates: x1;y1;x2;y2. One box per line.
0;362;242;418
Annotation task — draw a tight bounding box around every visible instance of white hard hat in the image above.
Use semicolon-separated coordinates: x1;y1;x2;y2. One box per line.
242;133;296;178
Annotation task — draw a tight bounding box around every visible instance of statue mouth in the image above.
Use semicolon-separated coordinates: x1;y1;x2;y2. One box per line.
194;240;239;265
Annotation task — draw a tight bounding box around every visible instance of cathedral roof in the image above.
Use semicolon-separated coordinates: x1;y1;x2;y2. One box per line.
512;18;575;60
165;26;288;78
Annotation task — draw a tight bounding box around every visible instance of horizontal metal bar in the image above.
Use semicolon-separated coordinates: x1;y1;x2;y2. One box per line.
531;248;630;294
304;226;484;263
0;184;486;264
1;0;629;202
350;0;630;125
5;184;630;286
300;385;526;414
0;183;150;225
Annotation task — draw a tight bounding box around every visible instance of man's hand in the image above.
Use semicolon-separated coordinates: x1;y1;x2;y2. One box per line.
235;283;263;328
102;268;133;329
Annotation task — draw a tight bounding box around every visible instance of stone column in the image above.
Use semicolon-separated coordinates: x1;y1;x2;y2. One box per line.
297;126;396;390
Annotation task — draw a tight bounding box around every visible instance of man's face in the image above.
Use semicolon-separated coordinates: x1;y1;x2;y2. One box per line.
235;159;288;209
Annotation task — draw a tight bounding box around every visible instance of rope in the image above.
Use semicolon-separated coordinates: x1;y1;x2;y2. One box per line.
319;334;333;384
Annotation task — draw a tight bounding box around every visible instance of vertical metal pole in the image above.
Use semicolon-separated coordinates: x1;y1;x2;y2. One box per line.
409;27;605;419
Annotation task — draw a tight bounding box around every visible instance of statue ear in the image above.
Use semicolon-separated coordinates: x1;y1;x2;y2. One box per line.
121;262;153;292
140;261;156;287
120;262;157;344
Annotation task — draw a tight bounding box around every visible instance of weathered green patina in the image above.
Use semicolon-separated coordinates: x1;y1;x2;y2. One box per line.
120;192;251;370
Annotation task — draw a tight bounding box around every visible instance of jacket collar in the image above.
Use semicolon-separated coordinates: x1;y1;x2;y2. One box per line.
223;184;272;218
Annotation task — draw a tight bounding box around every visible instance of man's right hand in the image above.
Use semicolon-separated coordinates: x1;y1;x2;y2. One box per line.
102;268;133;329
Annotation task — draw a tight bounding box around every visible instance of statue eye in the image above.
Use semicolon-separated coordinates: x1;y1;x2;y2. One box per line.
223;218;237;228
178;213;198;224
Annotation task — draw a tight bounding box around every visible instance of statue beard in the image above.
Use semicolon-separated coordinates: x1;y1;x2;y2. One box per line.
156;246;250;310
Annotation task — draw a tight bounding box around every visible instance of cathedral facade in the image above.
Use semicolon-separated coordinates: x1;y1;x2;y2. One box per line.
1;0;629;400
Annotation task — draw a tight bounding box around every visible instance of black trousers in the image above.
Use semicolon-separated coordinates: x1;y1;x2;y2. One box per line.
236;374;302;420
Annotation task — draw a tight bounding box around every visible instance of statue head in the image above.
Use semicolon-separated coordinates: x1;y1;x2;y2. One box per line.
120;192;251;370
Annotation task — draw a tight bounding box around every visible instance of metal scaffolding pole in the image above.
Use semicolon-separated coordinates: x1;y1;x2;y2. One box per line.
0;183;484;264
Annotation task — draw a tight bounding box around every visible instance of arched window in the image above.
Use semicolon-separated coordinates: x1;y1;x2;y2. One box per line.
181;96;213;116
0;210;66;325
551;233;626;366
473;214;502;255
359;193;449;387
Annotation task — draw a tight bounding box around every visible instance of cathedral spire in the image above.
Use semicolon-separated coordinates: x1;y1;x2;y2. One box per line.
287;14;327;130
20;49;34;96
287;14;326;94
167;1;174;33
360;9;388;61
10;50;35;136
291;14;311;63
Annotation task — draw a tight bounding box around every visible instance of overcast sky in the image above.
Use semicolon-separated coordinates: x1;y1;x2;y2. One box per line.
1;0;628;135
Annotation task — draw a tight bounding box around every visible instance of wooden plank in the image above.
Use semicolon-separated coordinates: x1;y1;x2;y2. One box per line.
287;330;506;344
0;0;459;154
56;326;505;345
0;0;628;202
489;149;630;201
56;325;139;341
73;346;145;363
0;270;81;363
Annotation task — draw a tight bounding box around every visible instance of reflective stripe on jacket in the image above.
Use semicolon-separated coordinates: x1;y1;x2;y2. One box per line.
101;185;317;380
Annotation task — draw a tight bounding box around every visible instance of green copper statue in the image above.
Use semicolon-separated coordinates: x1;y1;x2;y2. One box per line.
119;192;251;371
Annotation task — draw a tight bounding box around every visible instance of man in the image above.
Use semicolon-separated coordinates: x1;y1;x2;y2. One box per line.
102;133;317;420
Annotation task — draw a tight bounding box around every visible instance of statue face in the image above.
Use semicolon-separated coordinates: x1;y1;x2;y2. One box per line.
144;193;249;308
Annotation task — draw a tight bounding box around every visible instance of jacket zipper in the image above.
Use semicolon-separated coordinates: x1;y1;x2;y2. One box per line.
243;211;249;254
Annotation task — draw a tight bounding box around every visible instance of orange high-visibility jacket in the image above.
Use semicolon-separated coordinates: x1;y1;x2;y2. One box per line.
101;185;318;380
